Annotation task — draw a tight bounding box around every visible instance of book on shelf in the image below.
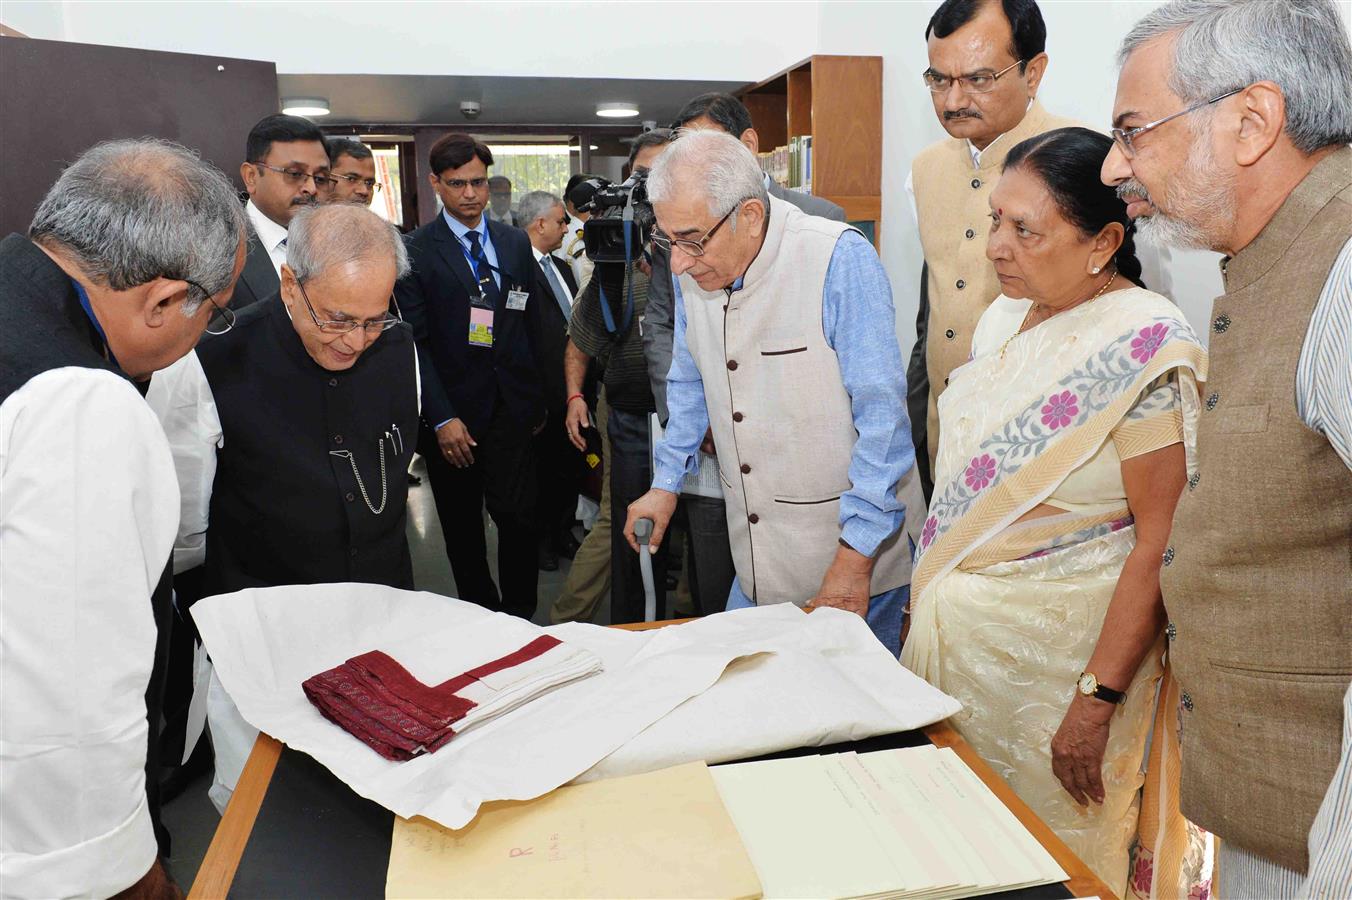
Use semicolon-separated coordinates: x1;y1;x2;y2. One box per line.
757;137;813;193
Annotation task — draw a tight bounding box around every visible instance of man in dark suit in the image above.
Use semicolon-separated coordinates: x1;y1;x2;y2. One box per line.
230;114;332;312
396;133;547;619
518;190;584;571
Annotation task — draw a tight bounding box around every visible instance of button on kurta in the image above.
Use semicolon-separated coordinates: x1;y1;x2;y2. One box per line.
1166;622;1177;641
1163;546;1175;566
965;228;975;239
944;329;956;340
727;360;739;371
333;434;344;445
732;411;744;422
328;377;339;387
1181;692;1194;712
748;513;759;524
1205;393;1219;411
345;492;355;502
1212;314;1231;334
740;463;751;474
1188;472;1200;491
955;279;966;290
970;178;981;189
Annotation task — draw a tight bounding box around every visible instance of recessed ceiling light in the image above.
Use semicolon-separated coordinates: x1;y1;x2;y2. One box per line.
282;97;330;117
596;102;639;119
568;145;601;152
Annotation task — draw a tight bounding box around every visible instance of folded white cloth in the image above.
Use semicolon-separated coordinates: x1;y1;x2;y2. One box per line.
193;584;774;828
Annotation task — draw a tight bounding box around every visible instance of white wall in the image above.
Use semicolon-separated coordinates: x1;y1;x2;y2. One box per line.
2;0;816;81
815;0;1227;355
9;0;1349;346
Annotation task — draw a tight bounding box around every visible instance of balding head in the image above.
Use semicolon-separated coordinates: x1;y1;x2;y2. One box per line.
30;138;247;308
28;138;247;379
280;204;410;371
286;202;409;285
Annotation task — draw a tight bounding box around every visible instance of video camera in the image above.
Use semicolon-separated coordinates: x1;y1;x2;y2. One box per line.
581;169;653;264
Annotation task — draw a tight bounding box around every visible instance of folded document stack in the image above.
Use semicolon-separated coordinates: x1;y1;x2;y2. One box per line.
303;631;602;761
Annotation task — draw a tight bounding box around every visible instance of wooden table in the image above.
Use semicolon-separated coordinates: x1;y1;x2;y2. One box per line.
189;619;1116;900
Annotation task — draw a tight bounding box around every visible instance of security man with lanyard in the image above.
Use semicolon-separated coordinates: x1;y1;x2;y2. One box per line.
397;133;549;620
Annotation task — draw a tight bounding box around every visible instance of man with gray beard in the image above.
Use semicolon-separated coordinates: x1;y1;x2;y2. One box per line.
1103;1;1352;895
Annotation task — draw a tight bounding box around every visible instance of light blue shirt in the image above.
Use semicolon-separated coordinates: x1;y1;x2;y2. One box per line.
652;230;915;558
442;209;501;289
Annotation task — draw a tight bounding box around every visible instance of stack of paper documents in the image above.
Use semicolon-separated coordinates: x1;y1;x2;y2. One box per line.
386;762;762;898
710;746;1068;899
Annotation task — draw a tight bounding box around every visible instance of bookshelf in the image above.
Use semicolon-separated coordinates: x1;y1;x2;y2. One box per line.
739;55;883;245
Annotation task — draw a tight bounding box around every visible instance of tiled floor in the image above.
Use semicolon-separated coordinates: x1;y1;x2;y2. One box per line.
161;456;606;887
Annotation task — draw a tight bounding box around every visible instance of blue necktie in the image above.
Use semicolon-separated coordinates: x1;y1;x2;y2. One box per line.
464;230;501;307
540;256;571;322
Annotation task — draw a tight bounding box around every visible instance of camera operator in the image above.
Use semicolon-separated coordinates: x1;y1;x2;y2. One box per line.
562;129;671;624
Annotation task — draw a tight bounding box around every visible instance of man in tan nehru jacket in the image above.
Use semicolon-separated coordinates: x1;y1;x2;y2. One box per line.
906;0;1075;492
1105;1;1352;894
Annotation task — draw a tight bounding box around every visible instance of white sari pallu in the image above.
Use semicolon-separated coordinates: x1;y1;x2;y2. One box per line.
902;287;1208;898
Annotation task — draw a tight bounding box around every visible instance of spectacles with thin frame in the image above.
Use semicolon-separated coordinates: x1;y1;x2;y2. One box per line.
922;59;1024;94
295;279;403;335
186;279;235;335
439;176;490;191
330;172;383;193
253;162;336;191
1110;87;1243;159
651;203;741;257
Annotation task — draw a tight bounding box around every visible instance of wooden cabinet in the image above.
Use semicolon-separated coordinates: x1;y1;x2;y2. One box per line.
740;55;883;243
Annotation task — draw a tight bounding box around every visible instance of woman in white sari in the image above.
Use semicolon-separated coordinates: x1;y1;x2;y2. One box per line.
902;128;1210;899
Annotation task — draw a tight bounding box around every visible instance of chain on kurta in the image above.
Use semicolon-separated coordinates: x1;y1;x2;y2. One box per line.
330;439;388;515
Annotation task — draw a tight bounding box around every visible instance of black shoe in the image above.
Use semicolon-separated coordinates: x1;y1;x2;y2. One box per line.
407;472;422;486
538;546;559;572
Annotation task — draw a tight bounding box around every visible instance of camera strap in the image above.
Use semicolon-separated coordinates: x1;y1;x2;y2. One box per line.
597;200;637;336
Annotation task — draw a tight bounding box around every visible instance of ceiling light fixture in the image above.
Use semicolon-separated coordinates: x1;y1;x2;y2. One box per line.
568;145;601;152
596;102;639;119
282;97;330;117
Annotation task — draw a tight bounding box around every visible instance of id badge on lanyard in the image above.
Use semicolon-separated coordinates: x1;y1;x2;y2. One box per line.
468;275;494;348
466;242;495;347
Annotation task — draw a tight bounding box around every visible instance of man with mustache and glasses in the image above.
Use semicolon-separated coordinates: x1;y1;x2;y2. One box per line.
1103;1;1352;896
230;114;333;312
905;0;1076;499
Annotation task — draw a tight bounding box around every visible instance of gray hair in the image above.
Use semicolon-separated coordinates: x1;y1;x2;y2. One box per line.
1118;0;1352;153
517;191;563;229
647;129;769;220
286;203;410;284
29;138;247;314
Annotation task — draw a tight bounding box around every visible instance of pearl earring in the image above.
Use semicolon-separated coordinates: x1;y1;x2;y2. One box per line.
1092;266;1101;274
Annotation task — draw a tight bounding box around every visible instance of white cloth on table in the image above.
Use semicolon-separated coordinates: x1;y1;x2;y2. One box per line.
192;584;961;830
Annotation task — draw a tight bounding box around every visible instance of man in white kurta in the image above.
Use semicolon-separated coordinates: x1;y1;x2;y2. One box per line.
0;139;244;897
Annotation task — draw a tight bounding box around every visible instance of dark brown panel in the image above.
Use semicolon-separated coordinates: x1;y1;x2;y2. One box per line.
810;55;882;197
742;93;787;150
0;36;277;238
787;66;813;138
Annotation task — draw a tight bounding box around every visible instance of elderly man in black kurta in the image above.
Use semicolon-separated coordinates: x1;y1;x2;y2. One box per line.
148;202;419;809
